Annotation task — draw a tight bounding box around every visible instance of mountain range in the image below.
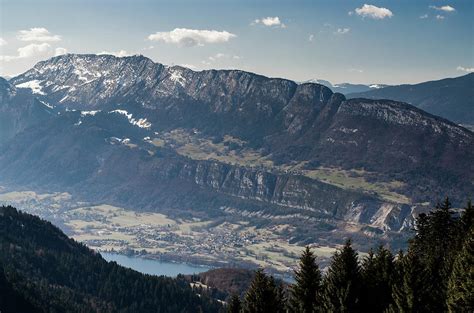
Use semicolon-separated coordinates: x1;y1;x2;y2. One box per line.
0;54;473;252
301;79;389;94
348;73;474;127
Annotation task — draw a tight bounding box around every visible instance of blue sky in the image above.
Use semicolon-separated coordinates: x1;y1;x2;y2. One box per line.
0;0;473;84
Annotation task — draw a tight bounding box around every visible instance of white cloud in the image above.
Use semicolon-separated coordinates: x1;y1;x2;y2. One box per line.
98;50;131;57
335;28;350;34
17;27;61;42
0;55;13;62
180;64;197;70
430;5;456;12
436;15;445;20
352;4;393;19
201;53;241;68
0;38;7;46
148;28;236;47
457;66;474;73
54;47;68;56
348;68;364;73
207;53;240;62
419;14;429;19
18;43;51;58
253;16;286;28
0;43;52;62
308;34;315;42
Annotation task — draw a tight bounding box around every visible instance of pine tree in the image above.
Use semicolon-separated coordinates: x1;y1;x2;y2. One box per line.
269;276;287;313
388;252;434;313
289;246;322;313
227;294;242;313
360;246;395;312
409;197;458;312
446;226;474;312
460;199;474;235
243;269;284;313
322;239;361;313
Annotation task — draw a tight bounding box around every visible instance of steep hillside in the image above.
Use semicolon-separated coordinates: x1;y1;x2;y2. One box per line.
1;54;473;252
0;77;54;145
0;205;220;313
189;268;256;298
348;73;474;126
6;54;473;204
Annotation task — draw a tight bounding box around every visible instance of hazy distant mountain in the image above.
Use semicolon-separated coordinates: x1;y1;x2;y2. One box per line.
302;78;389;94
348;73;474;126
1;54;473;249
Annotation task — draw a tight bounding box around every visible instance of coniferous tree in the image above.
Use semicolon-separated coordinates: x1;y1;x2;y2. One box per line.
388;251;434;313
289;246;322;313
243;269;284;313
459;199;474;236
360;246;395;312
227;294;242;313
322;240;361;313
269;276;287;313
446;226;474;312
409;197;458;312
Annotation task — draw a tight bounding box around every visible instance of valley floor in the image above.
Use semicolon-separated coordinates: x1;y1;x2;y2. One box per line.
0;189;337;276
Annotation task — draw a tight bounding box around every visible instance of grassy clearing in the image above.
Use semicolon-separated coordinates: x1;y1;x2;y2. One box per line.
0;191;72;202
152;129;274;168
300;167;410;204
149;129;410;204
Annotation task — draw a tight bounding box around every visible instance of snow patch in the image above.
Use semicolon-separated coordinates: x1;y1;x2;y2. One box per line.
81;110;100;117
169;69;186;87
59;95;69;103
339;127;358;134
110;137;131;144
52;85;70;92
109;109;152;129
15;80;45;95
369;84;383;89
39;100;54;109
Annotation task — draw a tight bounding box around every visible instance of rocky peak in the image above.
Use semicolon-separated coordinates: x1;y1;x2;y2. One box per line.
10;54;332;111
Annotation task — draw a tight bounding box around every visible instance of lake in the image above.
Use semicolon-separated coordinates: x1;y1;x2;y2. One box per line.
102;252;213;277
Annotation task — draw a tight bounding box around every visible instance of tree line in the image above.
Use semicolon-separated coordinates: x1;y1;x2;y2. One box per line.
0;205;221;313
227;198;473;313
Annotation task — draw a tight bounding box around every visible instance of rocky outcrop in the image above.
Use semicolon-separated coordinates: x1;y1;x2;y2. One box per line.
1;54;473;244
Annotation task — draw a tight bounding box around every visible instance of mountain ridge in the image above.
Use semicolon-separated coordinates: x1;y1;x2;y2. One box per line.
301;78;390;94
1;54;473;254
348;73;474;126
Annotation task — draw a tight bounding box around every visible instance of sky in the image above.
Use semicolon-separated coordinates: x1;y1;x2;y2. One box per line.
0;0;473;84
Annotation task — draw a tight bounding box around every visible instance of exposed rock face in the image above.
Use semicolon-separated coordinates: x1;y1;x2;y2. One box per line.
1;54;473;247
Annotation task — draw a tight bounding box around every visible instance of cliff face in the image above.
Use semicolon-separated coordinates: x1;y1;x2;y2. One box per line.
171;160;414;229
1;54;473;247
0;115;412;234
